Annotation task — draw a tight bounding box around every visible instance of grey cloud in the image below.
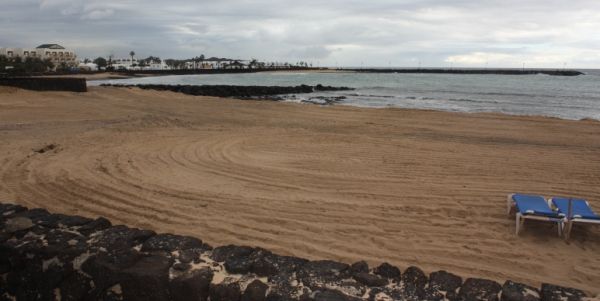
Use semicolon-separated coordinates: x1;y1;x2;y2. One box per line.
288;46;332;60
0;0;599;67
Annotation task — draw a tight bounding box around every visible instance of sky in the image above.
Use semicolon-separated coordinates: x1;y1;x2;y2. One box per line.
1;0;599;68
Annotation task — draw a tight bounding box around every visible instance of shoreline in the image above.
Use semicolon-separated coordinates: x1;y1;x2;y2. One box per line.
99;85;600;122
1;87;599;294
0;79;600;122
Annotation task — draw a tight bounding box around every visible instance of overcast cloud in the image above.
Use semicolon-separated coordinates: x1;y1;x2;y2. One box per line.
1;0;599;67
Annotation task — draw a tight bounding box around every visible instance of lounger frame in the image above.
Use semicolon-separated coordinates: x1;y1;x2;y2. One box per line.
507;194;564;236
549;198;600;240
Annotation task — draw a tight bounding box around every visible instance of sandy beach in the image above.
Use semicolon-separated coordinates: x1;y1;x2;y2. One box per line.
0;86;599;294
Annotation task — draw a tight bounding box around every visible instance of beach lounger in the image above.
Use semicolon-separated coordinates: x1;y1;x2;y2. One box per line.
550;197;600;239
507;193;564;236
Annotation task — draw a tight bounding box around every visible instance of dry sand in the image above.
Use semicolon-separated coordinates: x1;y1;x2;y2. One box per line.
0;86;599;294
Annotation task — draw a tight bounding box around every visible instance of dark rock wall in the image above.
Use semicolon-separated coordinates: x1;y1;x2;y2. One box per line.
0;203;589;301
100;84;353;98
0;77;87;92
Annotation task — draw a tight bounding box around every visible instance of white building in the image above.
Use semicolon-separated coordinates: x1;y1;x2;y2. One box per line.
183;57;249;69
109;58;136;70
148;61;168;70
109;57;169;71
78;62;98;71
0;44;77;69
206;57;250;69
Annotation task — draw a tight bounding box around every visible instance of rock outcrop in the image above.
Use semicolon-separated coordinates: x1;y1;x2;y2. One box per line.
0;203;590;301
100;84;353;99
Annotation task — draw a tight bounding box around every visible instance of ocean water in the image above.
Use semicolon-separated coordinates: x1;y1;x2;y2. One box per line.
90;69;600;121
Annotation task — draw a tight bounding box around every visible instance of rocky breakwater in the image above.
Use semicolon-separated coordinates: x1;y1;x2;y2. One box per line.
346;69;584;76
100;84;353;100
0;202;594;301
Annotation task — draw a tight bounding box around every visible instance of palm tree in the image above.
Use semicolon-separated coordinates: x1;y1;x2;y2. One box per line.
249;58;258;70
129;51;135;65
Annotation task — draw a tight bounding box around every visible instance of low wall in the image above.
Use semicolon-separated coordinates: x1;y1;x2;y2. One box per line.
0;203;591;301
0;77;87;92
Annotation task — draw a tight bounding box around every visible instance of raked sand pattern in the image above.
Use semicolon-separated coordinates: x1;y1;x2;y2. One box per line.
0;86;599;294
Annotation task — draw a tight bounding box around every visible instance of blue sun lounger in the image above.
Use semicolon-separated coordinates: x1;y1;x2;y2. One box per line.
507;193;564;236
549;197;600;239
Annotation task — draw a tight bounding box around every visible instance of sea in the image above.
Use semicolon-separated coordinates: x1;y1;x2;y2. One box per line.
90;69;600;121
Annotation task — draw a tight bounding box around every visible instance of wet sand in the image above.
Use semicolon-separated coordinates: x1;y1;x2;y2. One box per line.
1;86;599;294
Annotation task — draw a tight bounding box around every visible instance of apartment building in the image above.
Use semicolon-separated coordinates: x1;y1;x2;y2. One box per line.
0;44;77;67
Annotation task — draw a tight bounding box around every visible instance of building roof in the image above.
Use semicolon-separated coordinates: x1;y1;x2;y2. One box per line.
36;44;65;49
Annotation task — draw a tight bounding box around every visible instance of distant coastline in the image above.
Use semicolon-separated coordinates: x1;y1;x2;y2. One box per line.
4;67;585;82
115;67;583;76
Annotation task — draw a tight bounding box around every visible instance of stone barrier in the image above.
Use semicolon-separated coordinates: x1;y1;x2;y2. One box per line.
0;203;590;301
100;84;353;99
0;77;87;92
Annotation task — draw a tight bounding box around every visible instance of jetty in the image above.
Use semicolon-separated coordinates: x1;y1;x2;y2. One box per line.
344;68;583;76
